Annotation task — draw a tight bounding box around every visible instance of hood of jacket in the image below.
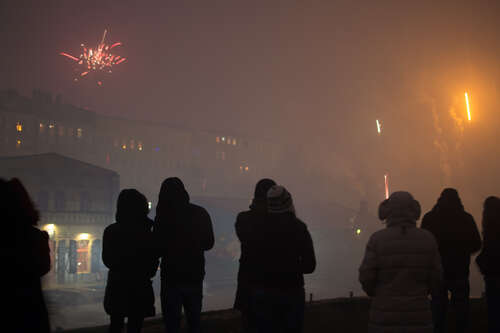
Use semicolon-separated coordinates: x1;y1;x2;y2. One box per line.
379;191;421;227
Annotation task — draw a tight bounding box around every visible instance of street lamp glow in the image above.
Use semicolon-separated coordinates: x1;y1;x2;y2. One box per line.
465;92;471;121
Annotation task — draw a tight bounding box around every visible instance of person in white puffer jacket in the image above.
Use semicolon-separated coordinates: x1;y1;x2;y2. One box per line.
359;191;443;333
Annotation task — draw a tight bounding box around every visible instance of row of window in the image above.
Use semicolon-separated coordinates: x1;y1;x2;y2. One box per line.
15;121;83;138
216;136;237;146
113;139;143;151
36;190;92;212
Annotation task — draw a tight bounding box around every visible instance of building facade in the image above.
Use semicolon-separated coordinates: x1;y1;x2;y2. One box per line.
0;89;283;204
1;153;119;285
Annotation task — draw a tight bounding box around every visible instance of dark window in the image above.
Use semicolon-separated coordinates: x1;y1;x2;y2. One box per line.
37;191;49;211
80;192;91;211
55;191;66;211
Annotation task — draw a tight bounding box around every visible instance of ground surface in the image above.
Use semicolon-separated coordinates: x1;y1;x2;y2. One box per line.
62;297;488;333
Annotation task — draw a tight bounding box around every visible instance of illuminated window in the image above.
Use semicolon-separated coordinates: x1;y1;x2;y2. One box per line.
148;201;152;210
122;144;127;150
130;139;135;150
16;139;21;148
222;137;226;142
76;239;90;273
76;128;83;138
221;151;226;160
49;124;55;129
245;166;249;171
239;166;243;172
216;136;220;143
137;141;143;151
227;137;231;144
232;139;237;145
16;122;22;132
39;123;45;134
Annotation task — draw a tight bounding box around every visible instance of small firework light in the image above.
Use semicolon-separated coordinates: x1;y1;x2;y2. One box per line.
376;119;382;134
464;92;471;121
384;174;389;199
60;29;126;85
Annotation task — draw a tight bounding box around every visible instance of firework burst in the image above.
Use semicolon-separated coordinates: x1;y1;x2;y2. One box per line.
60;29;126;85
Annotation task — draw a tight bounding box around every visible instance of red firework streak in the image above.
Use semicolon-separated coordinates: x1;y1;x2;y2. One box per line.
60;29;126;85
384;174;390;199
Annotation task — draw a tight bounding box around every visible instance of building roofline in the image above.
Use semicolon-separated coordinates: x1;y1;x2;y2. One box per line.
0;152;119;176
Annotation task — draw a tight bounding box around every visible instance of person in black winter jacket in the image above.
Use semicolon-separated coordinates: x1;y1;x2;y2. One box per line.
103;189;159;333
421;188;481;333
249;185;316;333
11;178;51;333
154;177;214;333
475;196;500;333
234;178;276;333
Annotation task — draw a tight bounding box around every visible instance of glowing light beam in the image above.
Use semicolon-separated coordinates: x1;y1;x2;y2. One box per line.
384;174;389;199
376;119;381;134
465;92;471;121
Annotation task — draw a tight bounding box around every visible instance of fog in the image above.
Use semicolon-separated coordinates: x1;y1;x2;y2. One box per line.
3;0;500;330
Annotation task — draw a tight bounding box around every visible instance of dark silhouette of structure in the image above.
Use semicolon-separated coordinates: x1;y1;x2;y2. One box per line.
11;178;51;333
421;188;481;333
476;196;500;333
359;191;442;333
234;178;276;333
102;189;158;333
154;177;214;333
248;185;316;333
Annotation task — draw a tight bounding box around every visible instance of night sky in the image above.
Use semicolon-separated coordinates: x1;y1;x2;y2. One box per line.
2;0;500;211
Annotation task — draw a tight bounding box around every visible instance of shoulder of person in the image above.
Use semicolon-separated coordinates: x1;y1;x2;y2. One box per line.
31;227;49;241
104;222;120;233
189;203;210;217
236;210;252;222
294;217;310;232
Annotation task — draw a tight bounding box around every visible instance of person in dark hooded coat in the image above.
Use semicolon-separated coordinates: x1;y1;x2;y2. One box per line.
249;185;316;333
103;189;159;333
154;177;214;333
11;178;51;333
233;178;276;333
421;188;481;333
475;196;500;333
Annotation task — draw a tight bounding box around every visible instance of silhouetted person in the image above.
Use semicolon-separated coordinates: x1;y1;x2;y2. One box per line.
475;196;500;333
359;191;442;333
249;185;316;333
234;178;276;333
421;188;481;333
103;189;159;333
11;178;51;333
154;177;214;333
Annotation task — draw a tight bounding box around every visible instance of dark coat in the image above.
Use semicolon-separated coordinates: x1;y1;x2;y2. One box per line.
154;203;214;285
233;199;267;311
102;219;159;317
421;208;481;280
247;212;316;290
16;226;51;333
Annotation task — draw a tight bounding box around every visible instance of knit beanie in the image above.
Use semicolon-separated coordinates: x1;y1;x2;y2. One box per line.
267;185;295;214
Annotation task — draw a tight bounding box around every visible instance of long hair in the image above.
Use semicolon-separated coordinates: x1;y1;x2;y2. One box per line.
482;196;500;245
9;178;40;227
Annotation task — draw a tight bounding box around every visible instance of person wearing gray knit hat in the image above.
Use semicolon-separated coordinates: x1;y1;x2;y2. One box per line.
250;184;315;333
267;185;295;214
359;191;442;333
